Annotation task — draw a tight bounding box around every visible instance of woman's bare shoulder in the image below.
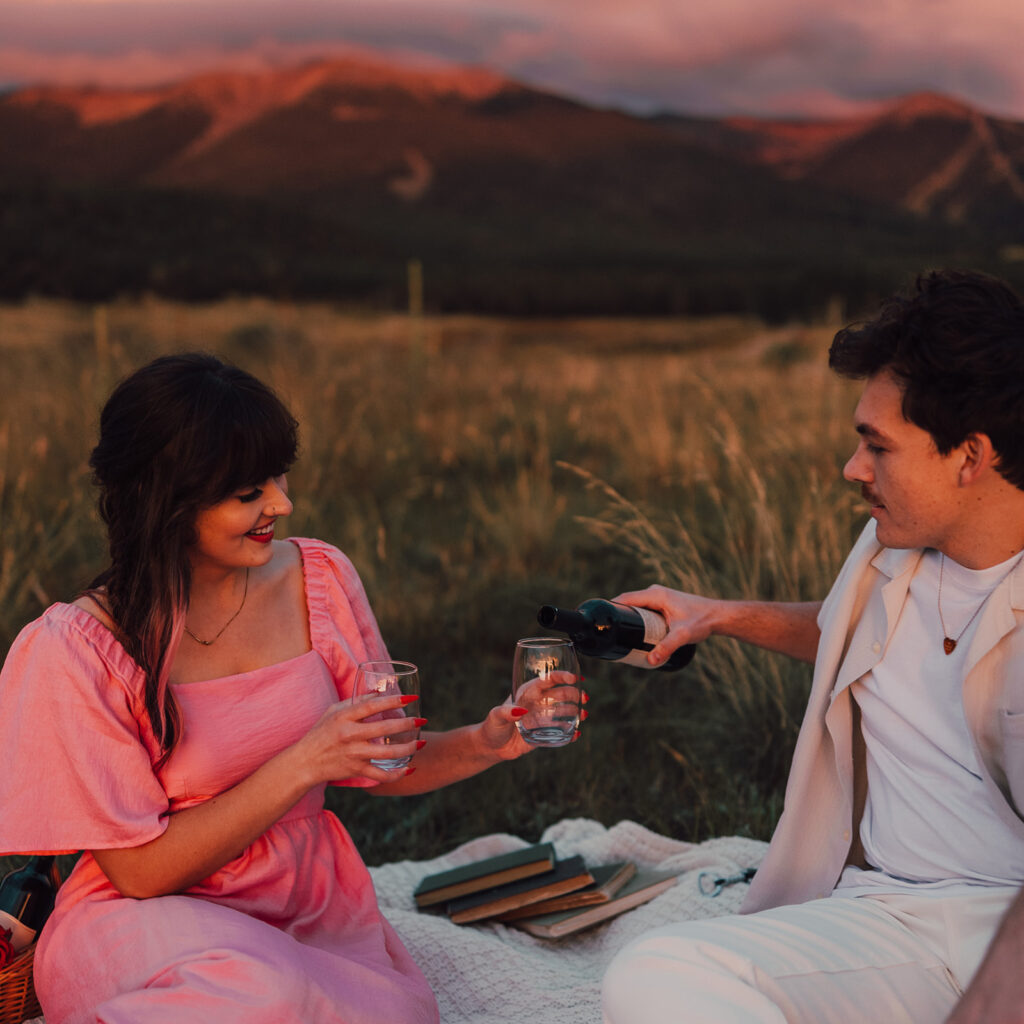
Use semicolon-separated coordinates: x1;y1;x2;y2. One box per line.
274;536;302;564
250;539;306;610
268;537;303;581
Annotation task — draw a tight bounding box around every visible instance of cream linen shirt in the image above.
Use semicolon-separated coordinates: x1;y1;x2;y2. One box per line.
741;520;1024;914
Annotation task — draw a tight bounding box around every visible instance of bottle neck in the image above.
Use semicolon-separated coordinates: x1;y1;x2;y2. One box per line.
538;605;589;633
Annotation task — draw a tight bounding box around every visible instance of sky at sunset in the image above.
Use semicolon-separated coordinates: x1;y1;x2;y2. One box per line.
2;0;1024;119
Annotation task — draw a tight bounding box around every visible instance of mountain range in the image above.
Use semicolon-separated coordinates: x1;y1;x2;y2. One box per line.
2;56;1023;316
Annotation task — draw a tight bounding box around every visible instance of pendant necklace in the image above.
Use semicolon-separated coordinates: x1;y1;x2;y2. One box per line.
185;567;250;646
937;553;1021;655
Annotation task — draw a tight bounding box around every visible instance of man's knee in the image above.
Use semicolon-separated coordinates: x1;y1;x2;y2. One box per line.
602;925;788;1024
603;929;705;1023
603;934;659;1023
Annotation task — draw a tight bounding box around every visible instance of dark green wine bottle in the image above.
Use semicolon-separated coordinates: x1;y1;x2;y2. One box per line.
537;599;696;671
0;855;58;951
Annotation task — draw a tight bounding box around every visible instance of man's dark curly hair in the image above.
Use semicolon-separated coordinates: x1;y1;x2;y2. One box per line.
828;269;1024;490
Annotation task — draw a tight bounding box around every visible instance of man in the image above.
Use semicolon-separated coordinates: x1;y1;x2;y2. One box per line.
602;269;1024;1024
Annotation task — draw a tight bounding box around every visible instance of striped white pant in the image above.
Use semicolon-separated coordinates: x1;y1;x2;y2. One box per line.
602;887;1015;1024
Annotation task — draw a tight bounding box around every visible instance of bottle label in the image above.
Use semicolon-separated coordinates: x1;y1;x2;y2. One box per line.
617;649;657;669
612;607;669;669
634;606;668;646
0;909;37;952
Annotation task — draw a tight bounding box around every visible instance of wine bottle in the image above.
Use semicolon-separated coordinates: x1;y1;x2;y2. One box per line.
0;855;58;952
537;599;696;671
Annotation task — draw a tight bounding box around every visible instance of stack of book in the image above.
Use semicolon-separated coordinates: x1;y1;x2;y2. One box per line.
413;842;679;939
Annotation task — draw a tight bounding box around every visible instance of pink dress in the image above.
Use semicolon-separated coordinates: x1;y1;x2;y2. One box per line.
0;538;439;1024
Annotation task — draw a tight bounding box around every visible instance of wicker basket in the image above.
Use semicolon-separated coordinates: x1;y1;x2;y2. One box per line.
0;943;41;1024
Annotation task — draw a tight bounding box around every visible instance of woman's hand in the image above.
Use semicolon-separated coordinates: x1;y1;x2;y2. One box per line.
477;672;589;762
475;663;589;761
474;700;536;761
368;683;589;796
500;669;587;759
294;693;426;785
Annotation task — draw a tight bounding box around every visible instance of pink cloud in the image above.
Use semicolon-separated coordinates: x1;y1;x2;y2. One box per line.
1;0;1023;118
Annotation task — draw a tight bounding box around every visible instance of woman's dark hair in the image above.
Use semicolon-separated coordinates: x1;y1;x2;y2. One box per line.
88;353;299;760
828;269;1024;490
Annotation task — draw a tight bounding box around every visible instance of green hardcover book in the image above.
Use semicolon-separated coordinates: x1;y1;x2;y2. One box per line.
509;867;680;939
447;855;593;924
495;861;636;922
413;842;556;908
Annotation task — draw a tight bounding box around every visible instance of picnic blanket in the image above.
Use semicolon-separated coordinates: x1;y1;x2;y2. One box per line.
25;819;766;1024
370;818;767;1024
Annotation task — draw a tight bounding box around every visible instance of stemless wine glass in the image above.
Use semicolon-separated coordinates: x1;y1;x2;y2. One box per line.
352;660;421;770
511;638;582;747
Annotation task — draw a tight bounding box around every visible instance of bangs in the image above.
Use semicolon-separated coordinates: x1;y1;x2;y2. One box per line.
173;363;299;507
209;397;298;501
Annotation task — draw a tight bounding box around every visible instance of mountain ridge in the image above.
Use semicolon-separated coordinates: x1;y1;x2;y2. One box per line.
657;89;1024;223
5;61;1023;222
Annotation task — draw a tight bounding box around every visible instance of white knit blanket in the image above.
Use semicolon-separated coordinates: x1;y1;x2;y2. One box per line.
370;818;767;1024
25;819;766;1024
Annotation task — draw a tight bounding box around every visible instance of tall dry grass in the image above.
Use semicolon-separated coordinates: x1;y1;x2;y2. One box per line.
0;299;866;866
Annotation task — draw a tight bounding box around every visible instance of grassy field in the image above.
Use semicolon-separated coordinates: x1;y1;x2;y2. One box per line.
0;298;867;872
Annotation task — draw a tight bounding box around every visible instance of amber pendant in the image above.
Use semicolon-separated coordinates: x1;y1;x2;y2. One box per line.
943;637;957;655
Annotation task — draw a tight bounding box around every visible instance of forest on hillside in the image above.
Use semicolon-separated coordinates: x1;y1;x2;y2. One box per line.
3;181;1019;321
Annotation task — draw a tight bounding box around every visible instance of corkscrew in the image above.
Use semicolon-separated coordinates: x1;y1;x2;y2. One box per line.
697;867;757;898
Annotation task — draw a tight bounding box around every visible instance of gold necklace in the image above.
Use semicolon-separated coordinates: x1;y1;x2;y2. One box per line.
184;568;249;646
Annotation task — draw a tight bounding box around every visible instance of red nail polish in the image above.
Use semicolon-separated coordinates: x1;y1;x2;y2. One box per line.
404;766;417;776
582;691;590;704
413;717;428;727
399;694;420;705
510;707;528;719
416;739;427;749
581;709;589;721
572;729;581;741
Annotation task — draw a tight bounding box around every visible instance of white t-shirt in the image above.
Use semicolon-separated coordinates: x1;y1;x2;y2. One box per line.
835;547;1024;898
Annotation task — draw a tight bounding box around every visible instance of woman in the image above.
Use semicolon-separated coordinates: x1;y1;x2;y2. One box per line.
0;353;545;1023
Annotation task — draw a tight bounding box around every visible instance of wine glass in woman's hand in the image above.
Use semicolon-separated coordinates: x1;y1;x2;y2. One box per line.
352;661;421;769
511;638;582;747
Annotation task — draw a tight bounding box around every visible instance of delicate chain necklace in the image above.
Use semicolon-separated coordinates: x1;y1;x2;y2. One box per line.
184;567;249;646
937;553;1016;655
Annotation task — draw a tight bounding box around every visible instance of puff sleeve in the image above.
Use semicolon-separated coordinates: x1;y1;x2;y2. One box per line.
294;538;392;788
295;538;389;694
0;606;169;854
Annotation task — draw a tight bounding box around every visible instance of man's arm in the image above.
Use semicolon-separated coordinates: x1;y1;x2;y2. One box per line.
614;585;822;665
945;887;1024;1024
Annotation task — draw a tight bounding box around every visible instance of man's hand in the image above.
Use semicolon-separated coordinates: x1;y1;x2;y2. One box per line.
613;585;719;667
614;586;823;666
